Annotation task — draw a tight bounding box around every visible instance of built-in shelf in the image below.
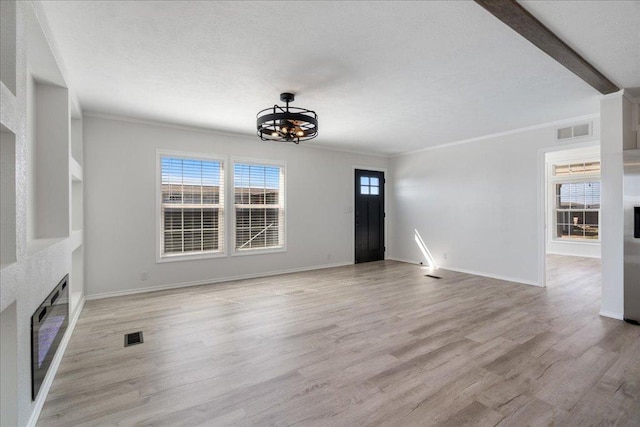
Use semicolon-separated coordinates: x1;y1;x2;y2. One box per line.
0;0;17;97
0;127;16;267
0;83;17;133
71;118;83;168
27;81;70;243
26;237;65;257
72;180;83;230
70;158;83;182
70;230;82;252
70;245;83;314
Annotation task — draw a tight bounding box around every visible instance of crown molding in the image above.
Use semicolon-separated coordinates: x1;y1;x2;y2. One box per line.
83;112;392;159
393;113;600;158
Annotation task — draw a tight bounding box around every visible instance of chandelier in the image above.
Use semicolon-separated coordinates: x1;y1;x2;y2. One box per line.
256;93;318;144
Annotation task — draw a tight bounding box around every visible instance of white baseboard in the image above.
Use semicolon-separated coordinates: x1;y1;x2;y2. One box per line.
86;261;353;301
442;266;542;287
387;257;421;265
599;310;624;320
27;295;86;427
386;258;541;287
430;265;541;287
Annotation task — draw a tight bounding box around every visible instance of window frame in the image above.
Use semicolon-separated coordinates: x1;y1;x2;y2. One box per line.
231;157;287;256
548;159;601;244
156;150;227;263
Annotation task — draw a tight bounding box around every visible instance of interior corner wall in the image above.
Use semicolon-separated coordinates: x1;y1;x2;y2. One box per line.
388;119;600;286
83;116;389;298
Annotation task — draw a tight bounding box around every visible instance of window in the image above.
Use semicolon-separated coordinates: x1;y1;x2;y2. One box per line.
360;176;380;195
159;155;224;258
551;161;600;241
233;162;285;252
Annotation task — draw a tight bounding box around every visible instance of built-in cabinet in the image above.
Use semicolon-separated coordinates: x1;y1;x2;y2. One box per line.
1;1;85;425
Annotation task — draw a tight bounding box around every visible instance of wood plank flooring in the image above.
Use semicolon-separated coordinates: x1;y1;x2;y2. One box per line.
38;256;640;426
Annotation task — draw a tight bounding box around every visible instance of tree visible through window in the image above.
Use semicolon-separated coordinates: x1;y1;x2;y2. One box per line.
160;156;224;256
233;163;284;251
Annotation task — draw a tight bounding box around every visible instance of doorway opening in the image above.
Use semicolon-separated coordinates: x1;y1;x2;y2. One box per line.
544;146;601;289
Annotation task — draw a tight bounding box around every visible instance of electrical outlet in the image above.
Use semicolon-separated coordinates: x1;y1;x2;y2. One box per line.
443;252;448;260
141;272;148;281
327;253;332;260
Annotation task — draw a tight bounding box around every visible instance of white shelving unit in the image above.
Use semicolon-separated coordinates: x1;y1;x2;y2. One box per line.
2;4;86;422
0;127;16;267
0;0;16;97
1;2;19;426
70;116;84;311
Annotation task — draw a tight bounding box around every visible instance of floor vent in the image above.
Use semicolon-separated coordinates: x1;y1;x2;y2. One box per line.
425;274;442;279
124;331;144;347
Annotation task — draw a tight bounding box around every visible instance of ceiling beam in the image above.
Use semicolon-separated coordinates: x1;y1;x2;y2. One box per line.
474;0;619;95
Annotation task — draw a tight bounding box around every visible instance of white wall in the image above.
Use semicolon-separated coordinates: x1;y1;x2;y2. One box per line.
83;116;389;298
388;118;600;286
600;92;636;319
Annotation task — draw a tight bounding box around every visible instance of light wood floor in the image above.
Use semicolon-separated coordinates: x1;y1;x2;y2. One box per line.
38;257;640;426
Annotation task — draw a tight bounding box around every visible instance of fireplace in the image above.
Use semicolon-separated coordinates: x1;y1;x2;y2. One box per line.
31;274;69;400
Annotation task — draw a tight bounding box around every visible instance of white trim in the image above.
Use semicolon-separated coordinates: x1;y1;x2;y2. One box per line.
232;247;287;257
155;150;228;263
545;154;602;249
230;157;287;255
538;148;547;288
387;257;541;286
600;89;639;104
538;140;601;289
394;113;600;158
599;310;624;320
387;257;421;265
442;266;543;287
156;251;227;263
352;165;388;264
85;261;352;300
600;90;625;101
27;295;86;427
83;112;391;159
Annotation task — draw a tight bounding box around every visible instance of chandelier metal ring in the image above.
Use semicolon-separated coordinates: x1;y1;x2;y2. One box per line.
256;93;318;144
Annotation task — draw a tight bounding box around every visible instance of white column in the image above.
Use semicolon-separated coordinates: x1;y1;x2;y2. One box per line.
600;92;635;319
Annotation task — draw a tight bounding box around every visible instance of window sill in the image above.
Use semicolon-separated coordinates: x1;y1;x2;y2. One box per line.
156;251;226;263
232;247;286;257
550;239;600;245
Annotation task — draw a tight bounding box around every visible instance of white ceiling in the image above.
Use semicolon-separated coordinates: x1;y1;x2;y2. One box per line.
39;1;639;156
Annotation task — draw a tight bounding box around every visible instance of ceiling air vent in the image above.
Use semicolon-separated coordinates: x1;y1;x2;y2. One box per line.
557;123;591;141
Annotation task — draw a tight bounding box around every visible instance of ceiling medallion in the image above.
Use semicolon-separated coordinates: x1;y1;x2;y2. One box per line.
256;93;318;144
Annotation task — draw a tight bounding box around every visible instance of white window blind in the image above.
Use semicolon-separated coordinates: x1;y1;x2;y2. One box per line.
160;156;224;256
551;161;600;241
233;163;284;251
